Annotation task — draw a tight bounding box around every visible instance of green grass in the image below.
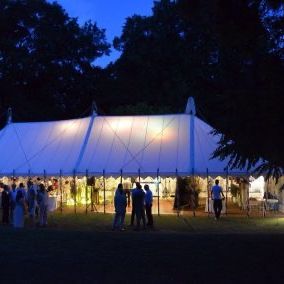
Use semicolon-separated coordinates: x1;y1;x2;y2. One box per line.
0;212;284;283
44;211;284;234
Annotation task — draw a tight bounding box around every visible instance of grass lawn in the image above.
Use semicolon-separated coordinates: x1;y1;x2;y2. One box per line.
1;212;284;283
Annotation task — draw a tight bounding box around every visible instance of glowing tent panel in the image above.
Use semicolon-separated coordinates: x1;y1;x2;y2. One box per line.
0;118;91;175
0;113;249;176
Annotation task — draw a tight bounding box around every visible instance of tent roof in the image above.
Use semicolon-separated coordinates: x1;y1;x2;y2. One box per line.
0;113;248;177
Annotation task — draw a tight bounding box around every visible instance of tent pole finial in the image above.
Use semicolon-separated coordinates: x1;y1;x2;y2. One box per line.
91;101;98;116
7;107;12;124
185;97;196;115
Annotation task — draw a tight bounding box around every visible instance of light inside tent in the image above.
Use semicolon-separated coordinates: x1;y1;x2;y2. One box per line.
109;117;132;131
57;120;80;137
105;116;175;143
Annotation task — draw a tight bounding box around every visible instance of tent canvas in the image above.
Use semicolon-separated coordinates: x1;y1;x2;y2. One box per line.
0;113;247;177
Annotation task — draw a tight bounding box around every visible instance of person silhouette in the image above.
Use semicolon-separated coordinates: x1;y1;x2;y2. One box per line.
211;179;225;220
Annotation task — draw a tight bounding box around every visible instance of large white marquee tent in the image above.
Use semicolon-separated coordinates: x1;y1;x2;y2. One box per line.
0;98;247;177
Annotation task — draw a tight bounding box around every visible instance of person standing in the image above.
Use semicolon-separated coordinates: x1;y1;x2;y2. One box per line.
112;183;127;231
144;184;153;227
17;182;27;202
211;179;225;220
37;184;49;227
33;178;41;219
1;185;10;224
27;179;37;226
133;183;146;230
13;190;25;228
129;183;139;226
9;183;17;225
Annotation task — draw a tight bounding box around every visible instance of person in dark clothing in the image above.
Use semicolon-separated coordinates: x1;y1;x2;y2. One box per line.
9;183;17;225
112;183;127;231
1;185;10;224
133;182;146;230
129;182;139;226
144;184;153;227
211;179;225;220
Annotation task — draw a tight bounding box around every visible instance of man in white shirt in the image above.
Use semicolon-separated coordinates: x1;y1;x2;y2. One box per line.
211;179;225;220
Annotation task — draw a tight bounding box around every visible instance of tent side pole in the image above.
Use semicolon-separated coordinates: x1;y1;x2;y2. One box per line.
226;168;229;215
60;170;63;213
73;170;76;214
138;168;141;183
120;169;123;214
91;177;95;212
247;178;250;217
207;168;210;217
157;168;160;216
264;177;269;218
103;170;106;214
175;168;180;217
85;169;88;215
43;170;46;187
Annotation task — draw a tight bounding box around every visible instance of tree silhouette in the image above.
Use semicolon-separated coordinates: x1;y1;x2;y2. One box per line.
0;0;110;124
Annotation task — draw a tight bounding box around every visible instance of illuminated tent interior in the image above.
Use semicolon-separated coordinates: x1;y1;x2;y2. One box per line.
1;98;282;214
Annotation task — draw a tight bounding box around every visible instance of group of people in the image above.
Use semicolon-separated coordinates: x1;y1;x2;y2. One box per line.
0;177;226;229
112;182;154;231
0;178;50;228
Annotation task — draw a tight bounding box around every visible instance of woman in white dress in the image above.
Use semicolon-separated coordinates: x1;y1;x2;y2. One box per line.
13;189;25;228
37;184;49;227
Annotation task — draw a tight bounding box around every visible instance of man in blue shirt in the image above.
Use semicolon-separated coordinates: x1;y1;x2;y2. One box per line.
144;184;153;227
211;179;225;220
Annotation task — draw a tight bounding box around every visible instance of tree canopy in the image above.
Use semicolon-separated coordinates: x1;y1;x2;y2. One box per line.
105;0;284;178
0;0;110;124
1;0;283;179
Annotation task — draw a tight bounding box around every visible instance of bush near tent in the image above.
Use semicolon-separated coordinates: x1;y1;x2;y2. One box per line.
231;184;240;198
174;177;200;209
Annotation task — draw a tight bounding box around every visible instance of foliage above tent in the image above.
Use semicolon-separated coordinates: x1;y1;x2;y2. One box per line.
0;0;283;180
103;0;284;180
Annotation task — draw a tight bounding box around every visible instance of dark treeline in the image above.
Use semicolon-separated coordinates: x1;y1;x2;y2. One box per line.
0;0;283;177
0;0;110;122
